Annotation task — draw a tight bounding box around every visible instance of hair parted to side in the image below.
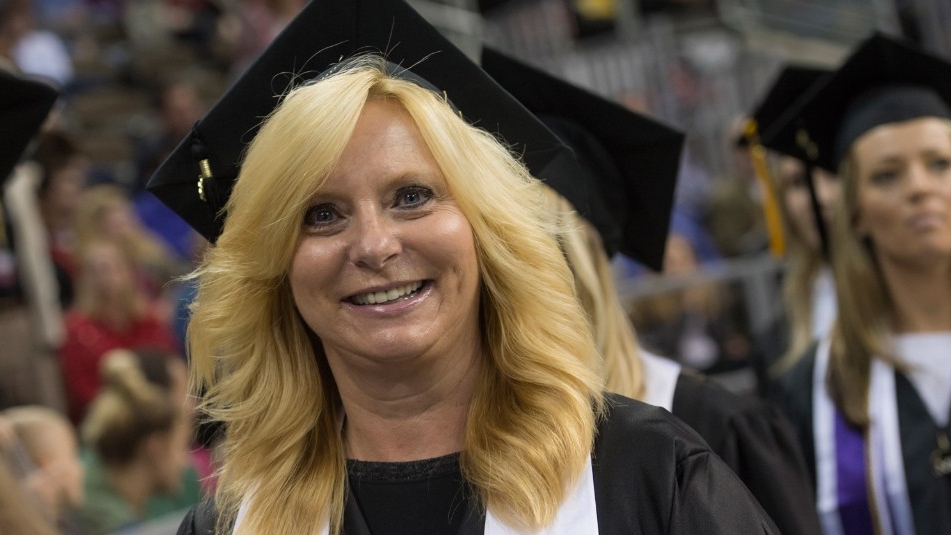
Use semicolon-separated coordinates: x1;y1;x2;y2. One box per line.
540;188;643;399
187;54;605;534
81;349;177;465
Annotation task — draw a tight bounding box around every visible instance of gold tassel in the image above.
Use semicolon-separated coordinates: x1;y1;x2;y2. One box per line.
197;159;213;202
744;119;785;257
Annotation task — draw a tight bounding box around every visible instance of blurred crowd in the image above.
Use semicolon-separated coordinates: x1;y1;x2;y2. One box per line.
0;0;942;533
0;0;309;532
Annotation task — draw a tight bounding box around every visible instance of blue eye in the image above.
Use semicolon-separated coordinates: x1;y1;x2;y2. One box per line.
303;204;340;228
395;186;433;208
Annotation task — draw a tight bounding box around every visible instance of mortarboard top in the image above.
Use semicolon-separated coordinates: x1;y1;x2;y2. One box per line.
482;47;684;271
739;65;829;156
738;65;830;258
762;31;951;173
146;0;582;243
0;72;59;189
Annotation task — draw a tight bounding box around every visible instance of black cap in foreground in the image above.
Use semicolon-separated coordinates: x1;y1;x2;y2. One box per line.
146;0;581;243
763;32;951;173
0;72;59;187
482;47;684;271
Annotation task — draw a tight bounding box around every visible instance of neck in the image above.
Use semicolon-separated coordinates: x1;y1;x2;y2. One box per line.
880;258;951;333
105;462;152;515
332;342;483;463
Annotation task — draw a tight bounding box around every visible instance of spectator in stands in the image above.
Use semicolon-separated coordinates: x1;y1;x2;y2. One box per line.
77;349;194;535
75;184;188;305
57;236;177;424
2;405;84;533
33;129;90;309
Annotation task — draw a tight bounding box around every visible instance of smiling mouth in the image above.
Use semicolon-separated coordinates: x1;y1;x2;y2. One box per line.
349;281;425;305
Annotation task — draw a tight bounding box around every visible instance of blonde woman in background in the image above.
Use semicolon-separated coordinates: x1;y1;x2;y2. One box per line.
147;1;777;533
74;184;187;303
736;66;840;389
57;237;177;424
775;33;951;533
772;157;839;370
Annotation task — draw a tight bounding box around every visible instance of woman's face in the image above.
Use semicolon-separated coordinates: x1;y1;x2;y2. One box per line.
289;100;482;369
852;117;951;268
42;156;88;224
778;156;840;251
83;241;134;300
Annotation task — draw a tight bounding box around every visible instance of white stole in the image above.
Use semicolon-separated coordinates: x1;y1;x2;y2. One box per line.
232;459;600;534
812;340;915;535
638;349;682;411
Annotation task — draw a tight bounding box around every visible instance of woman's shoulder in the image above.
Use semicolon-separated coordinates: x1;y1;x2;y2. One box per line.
594;392;723;479
177;499;223;535
593;393;779;533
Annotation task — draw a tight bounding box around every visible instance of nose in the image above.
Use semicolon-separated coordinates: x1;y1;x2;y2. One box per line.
348;207;401;270
906;161;935;201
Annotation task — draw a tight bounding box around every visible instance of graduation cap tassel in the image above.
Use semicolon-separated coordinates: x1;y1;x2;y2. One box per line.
796;128;830;260
744;119;786;257
191;129;213;204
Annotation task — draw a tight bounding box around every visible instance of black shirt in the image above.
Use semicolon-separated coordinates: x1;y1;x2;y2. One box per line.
347;453;474;535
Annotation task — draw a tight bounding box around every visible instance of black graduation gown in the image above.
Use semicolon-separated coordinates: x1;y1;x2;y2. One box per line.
671;372;821;535
176;393;778;534
776;348;951;534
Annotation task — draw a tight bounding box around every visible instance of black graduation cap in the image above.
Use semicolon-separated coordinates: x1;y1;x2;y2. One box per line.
737;65;830;258
146;0;581;243
763;31;951;173
738;65;829;155
0;72;59;188
481;47;684;271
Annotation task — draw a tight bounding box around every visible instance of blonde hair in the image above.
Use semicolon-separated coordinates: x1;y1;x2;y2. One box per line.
81;349;177;465
75;184;184;290
188;55;605;534
772;156;827;375
541;188;645;399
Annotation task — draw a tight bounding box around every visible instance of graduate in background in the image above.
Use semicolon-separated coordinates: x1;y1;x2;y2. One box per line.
774;32;951;534
738;66;840;391
484;47;820;535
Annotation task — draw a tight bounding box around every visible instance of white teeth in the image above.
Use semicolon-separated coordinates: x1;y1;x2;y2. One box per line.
352;282;423;305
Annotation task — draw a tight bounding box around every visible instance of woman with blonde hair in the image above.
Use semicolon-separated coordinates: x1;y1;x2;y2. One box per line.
484;46;820;535
74;183;187;301
147;1;776;533
738;65;840;382
775;33;951;533
57;237;177;423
